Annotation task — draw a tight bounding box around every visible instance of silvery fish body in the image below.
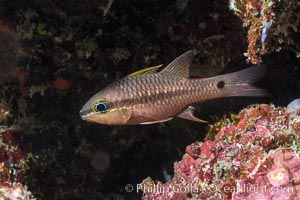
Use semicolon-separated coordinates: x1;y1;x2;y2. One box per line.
80;51;267;125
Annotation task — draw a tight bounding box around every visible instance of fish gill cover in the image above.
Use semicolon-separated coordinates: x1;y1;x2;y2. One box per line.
0;0;299;200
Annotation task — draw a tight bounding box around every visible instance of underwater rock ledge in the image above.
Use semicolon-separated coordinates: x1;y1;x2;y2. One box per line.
141;100;300;200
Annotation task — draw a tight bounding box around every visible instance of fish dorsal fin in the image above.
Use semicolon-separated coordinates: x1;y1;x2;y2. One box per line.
128;64;163;76
160;50;193;79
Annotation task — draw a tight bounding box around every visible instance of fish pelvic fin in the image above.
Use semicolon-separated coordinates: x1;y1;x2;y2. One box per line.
214;65;269;97
128;64;163;76
177;106;208;123
160;50;194;79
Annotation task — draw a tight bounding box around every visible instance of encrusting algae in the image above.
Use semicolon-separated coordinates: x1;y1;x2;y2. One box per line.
141;100;300;200
230;0;300;64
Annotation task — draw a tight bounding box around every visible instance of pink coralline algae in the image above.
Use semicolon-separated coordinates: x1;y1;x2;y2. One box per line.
141;102;300;200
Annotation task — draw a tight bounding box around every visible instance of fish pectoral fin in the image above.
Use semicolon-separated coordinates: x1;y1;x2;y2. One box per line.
160;50;194;79
140;117;173;125
118;107;133;123
128;64;163;76
177;106;208;123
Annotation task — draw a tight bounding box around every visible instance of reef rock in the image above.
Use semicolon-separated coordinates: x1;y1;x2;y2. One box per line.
142;101;300;199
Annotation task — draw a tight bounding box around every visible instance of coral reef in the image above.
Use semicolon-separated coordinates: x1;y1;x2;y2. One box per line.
230;0;300;64
0;128;35;200
0;0;299;199
0;182;35;200
0;129;29;182
142;102;300;199
287;99;300;117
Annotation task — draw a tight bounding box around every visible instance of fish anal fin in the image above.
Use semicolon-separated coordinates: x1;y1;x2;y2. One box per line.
128;64;163;76
140;117;173;125
160;50;193;79
177;106;208;123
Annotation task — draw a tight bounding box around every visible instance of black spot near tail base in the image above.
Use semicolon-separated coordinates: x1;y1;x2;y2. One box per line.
217;81;225;89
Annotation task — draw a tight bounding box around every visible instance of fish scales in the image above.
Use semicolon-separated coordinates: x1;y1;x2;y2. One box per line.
118;75;217;118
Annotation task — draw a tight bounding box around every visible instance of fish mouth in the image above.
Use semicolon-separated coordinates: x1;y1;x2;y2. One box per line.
80;113;94;123
80;114;87;120
79;108;92;119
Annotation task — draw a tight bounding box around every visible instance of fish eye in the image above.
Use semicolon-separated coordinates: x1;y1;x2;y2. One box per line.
93;101;110;114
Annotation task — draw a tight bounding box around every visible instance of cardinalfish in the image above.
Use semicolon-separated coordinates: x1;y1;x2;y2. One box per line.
80;51;267;125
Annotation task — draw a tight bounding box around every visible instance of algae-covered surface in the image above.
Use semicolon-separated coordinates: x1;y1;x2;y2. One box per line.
0;0;299;199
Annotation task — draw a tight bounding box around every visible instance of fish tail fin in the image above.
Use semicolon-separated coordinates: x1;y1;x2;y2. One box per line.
214;65;269;97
